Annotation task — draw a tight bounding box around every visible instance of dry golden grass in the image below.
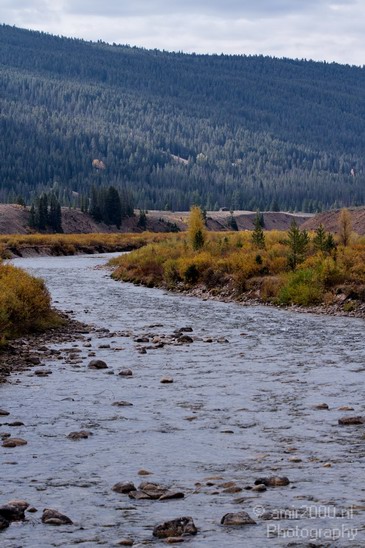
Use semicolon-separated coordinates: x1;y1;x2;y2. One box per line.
111;230;365;307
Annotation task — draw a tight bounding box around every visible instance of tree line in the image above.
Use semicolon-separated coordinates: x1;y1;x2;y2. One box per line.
1;24;365;212
26;185;134;232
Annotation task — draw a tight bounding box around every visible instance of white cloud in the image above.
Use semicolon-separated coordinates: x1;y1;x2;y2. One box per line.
0;0;364;65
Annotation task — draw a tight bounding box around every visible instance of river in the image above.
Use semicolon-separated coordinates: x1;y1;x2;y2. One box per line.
1;253;364;547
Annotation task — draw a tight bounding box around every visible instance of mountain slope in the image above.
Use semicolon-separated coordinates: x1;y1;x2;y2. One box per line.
1;24;365;211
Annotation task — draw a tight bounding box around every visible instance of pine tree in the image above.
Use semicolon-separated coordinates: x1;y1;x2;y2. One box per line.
251;212;265;249
313;224;327;252
105;186;122;228
29;204;36;228
48;194;63;232
38;194;48;230
286;220;309;270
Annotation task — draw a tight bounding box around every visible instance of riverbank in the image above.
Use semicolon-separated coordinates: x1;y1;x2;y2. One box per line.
110;230;365;320
0;312;92;383
176;282;365;320
0;232;170;259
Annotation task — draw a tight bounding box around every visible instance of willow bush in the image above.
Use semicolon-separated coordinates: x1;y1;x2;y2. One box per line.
0;263;62;344
110;228;365;308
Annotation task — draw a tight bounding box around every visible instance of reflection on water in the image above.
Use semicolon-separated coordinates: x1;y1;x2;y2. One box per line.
1;253;364;547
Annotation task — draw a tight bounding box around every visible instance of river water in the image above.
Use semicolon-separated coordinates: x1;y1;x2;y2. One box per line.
1;253;364;547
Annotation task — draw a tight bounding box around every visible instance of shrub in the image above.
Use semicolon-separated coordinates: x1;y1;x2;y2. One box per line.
277;269;323;306
0;264;62;343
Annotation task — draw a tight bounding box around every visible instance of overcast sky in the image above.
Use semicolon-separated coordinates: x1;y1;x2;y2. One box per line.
1;0;364;66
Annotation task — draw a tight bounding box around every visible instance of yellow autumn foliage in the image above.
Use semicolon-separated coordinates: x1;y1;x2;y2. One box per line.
0;263;62;344
111;227;365;307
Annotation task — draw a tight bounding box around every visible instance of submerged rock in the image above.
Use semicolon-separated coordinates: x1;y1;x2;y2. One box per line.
67;430;92;440
314;403;329;410
254;476;290;487
221;512;256;526
153;517;197;538
0;409;10;416
118;369;133;377
338;416;364;425
2;438;27;448
112;401;133;407
128;481;185;501
42;508;73;525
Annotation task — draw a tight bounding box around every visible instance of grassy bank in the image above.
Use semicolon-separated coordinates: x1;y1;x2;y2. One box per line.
0;262;64;345
110;230;365;311
0;232;171;258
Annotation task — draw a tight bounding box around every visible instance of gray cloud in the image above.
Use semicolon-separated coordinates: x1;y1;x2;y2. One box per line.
65;0;323;18
0;0;364;66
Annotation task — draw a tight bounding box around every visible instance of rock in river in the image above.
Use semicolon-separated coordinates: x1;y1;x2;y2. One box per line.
42;508;73;525
2;438;27;448
118;369;133;377
221;512;256;526
0;503;26;521
88;359;108;369
160;376;174;384
112;482;136;494
67;430;92;440
338;416;364;425
0;515;9;530
0;409;10;416
153;517;197;538
255;476;290;487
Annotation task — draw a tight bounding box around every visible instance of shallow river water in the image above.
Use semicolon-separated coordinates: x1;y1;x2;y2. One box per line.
1;253;365;547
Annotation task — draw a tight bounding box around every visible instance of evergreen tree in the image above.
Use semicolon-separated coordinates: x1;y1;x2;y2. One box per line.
228;215;238;231
313;223;336;254
286;220;309;270
38;194;48;230
89;186;102;222
105;186;122;228
29;204;36;228
137;209;147;229
251;212;265;249
48;194;63;232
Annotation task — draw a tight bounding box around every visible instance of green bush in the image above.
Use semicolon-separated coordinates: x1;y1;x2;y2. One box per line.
277;269;323;306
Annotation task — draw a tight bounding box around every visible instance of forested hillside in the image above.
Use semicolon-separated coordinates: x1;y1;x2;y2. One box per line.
1;24;365;211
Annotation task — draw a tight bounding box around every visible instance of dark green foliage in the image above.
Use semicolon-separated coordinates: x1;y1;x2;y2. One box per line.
184;264;199;284
192;230;205;251
138;210;147;229
252;212;265;249
228;216;238;231
16;195;26;207
105;186;122;228
313;224;337;254
1;25;365;210
286;221;309;270
30;193;63;232
49;194;63;232
89;185;133;226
